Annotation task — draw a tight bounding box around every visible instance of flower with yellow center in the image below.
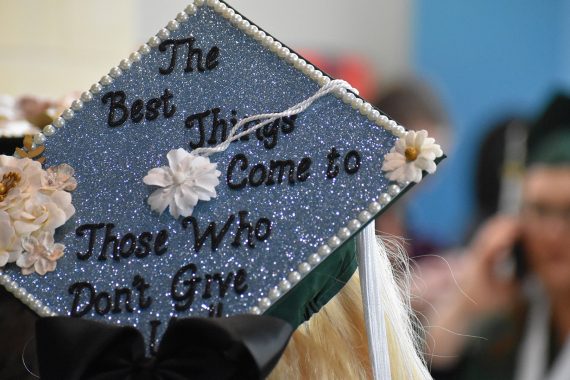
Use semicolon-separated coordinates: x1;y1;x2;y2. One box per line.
381;130;443;183
0;171;21;201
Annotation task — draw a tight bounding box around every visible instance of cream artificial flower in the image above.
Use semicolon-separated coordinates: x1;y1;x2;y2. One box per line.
0;210;21;266
0;155;43;209
143;148;221;218
0;154;76;273
13;190;75;235
17;231;64;275
42;163;77;191
381;130;443;183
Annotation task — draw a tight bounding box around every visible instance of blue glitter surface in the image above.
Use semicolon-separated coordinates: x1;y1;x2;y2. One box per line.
4;5;400;344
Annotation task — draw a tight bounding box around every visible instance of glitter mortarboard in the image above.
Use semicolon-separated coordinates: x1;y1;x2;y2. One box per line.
0;1;443;376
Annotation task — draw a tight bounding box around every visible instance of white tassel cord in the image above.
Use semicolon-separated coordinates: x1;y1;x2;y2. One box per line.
357;224;432;380
357;224;391;379
191;79;355;157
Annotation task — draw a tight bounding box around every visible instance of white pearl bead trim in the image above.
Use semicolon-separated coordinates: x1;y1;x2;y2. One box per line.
138;44;151;55
130;52;142;62
268;287;281;300
337;227;351;240
278;279;291;291
185;4;197;15
358;210;372;223
62;109;74;120
119;59;132;71
379;193;392;206
327;235;341;248
368;201;382;214
157;28;171;40
249;306;261;315
308;253;321;266
18;0;416;320
0;272;55;317
52;117;65;128
258;297;271;310
90;83;102;94
100;75;113;86
387;184;401;197
71;100;84;111
347;219;362;231
287;271;302;284
80;91;93;102
298;262;311;274
176;12;190;23
317;244;332;257
43;125;56;136
167;20;180;32
109;66;122;79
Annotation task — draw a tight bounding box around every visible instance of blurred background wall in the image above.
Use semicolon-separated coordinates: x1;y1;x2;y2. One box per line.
0;0;412;97
1;0;569;247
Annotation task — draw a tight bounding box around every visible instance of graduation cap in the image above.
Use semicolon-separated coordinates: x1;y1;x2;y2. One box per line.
0;1;443;378
527;93;570;166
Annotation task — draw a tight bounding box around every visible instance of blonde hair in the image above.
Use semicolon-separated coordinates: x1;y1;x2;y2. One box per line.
269;273;372;379
269;237;429;380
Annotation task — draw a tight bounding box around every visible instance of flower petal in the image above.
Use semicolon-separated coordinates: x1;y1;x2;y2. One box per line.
34;259;50;276
190;155;213;170
143;167;173;187
0;254;9;267
50;190;75;220
167;148;191;173
405;131;416;147
21;266;35;275
147;188;171;215
381;152;406;171
50;243;65;260
394;139;406;153
415;157;437;173
174;185;199;216
14;220;41;234
16;252;35;269
386;165;407;183
168;196;181;219
42;202;67;232
404;163;423;183
414;130;428;148
422;143;443;158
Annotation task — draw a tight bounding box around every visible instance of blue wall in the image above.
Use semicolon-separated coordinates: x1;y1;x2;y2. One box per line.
410;0;570;246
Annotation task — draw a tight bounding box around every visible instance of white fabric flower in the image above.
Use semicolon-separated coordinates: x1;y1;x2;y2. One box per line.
17;231;64;275
381;130;443;183
143;148;221;218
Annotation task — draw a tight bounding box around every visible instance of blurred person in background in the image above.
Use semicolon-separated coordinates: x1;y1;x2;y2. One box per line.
414;115;530;336
373;78;451;256
427;93;570;380
471;117;529;228
373;79;458;325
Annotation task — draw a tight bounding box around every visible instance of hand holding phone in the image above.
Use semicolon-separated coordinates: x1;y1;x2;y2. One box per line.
461;216;521;316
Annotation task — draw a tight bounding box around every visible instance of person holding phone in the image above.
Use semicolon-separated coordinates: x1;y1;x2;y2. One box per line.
427;94;570;380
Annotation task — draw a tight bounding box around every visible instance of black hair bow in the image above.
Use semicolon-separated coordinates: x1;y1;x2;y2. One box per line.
35;315;293;380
